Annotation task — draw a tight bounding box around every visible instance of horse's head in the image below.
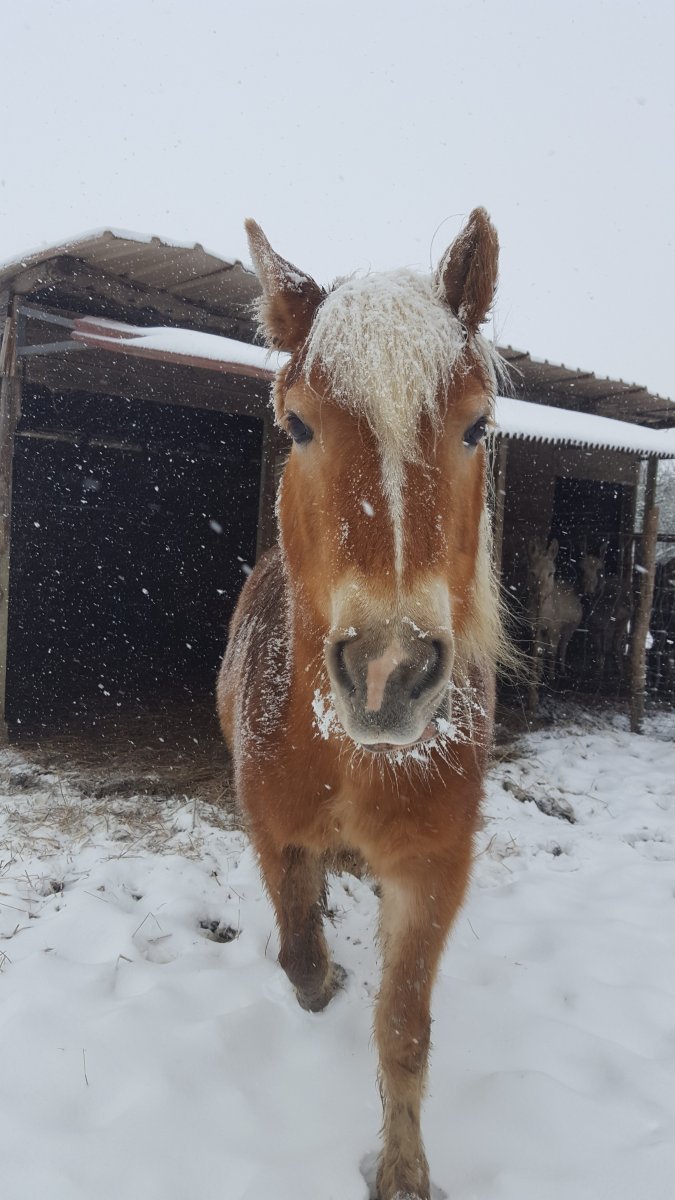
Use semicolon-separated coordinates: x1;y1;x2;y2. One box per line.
527;536;558;607
580;541;608;598
246;211;504;750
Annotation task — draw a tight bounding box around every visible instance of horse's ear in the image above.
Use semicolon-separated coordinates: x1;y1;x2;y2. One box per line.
548;538;559;561
245;219;325;352
437;207;499;334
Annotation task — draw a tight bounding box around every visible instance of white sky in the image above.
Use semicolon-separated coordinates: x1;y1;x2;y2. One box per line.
2;0;673;400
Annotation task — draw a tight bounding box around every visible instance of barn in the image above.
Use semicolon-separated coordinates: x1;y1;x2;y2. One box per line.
0;229;673;757
491;359;675;725
0;231;282;763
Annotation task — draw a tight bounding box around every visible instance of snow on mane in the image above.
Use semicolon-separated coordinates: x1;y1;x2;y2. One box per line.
304;269;467;461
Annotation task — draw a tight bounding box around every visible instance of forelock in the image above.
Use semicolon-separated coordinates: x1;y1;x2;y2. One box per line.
303;269;467;459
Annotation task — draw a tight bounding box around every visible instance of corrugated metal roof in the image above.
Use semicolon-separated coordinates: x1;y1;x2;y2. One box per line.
501;345;675;430
0;228;261;338
2;229;672;428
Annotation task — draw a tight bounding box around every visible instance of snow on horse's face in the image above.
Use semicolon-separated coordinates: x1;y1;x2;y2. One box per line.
247;213;502;750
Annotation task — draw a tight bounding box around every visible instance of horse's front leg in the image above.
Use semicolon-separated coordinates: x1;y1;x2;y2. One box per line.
261;842;346;1012
375;862;470;1200
528;627;544;710
558;627;573;676
547;630;560;681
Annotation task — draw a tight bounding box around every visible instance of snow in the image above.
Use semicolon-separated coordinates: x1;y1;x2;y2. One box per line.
1;709;674;1200
73;317;286;375
495;395;675;458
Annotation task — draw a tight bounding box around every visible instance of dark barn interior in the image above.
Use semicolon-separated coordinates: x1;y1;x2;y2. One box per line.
7;386;262;730
550;476;630;578
549;476;634;684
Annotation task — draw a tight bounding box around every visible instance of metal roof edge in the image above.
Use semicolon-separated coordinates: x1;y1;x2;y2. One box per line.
493;428;675;459
0;228;254;288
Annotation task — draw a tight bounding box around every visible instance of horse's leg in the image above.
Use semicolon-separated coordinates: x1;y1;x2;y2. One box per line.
262;842;345;1013
528;628;543;711
614;619;628;680
548;630;560;681
375;860;470;1200
558;627;572;675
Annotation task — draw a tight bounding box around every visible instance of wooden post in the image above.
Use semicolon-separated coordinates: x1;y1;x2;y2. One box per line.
0;298;20;740
492;437;508;579
629;457;659;732
255;414;283;560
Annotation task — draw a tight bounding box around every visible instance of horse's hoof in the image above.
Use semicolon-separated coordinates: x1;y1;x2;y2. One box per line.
375;1154;432;1200
296;961;347;1012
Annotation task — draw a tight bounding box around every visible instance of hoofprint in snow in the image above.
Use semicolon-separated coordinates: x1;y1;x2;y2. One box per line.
1;710;674;1200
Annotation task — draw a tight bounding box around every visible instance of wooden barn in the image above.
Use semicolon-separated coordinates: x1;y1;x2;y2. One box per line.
490;372;675;725
0;230;279;742
0;229;673;746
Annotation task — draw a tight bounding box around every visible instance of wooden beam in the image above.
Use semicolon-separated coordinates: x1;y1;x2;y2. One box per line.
0;299;20;739
492;438;508;579
629;458;659;732
69;327;274;385
22;348;271;419
255;418;284;560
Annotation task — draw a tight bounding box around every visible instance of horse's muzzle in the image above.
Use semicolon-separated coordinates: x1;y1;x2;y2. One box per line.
325;626;454;748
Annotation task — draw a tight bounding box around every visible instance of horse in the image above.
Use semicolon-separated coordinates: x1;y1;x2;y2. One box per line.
526;535;582;708
579;541;632;681
217;208;509;1200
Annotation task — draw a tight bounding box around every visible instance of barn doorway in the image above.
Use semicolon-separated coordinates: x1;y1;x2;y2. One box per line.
549;475;635;691
549;476;631;581
6;386;262;741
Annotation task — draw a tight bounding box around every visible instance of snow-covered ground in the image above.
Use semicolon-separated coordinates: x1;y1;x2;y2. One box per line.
1;709;674;1200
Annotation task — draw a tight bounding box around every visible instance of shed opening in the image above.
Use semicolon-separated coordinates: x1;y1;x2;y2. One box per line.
6;386;262;733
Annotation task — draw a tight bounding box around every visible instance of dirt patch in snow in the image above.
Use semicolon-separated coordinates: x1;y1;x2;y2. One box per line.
0;699;238;855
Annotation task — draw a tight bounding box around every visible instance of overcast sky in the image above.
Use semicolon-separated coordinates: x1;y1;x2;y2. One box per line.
2;0;673;400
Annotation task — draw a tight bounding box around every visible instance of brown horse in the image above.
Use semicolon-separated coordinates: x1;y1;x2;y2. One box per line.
217;209;508;1200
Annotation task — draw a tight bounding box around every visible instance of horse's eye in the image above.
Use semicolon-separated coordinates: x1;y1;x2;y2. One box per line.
286;411;313;445
463;416;489;448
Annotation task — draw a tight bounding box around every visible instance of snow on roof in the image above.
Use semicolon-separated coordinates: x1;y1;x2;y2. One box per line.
495;395;675;459
0;226;244;280
128;327;280;370
70;318;675;459
73;318;280;368
70;317;286;376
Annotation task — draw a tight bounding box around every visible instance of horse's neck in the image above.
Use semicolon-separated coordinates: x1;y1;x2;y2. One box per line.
537;577;578;627
538;587;557;623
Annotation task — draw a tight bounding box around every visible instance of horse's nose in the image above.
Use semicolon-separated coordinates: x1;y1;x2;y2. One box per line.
327;630;452;736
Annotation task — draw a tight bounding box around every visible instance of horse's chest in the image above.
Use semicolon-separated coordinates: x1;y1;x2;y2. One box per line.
321;782;442;866
290;785;380;855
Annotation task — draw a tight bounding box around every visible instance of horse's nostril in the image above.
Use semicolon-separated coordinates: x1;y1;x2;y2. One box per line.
332;640;356;695
410;640;444;701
